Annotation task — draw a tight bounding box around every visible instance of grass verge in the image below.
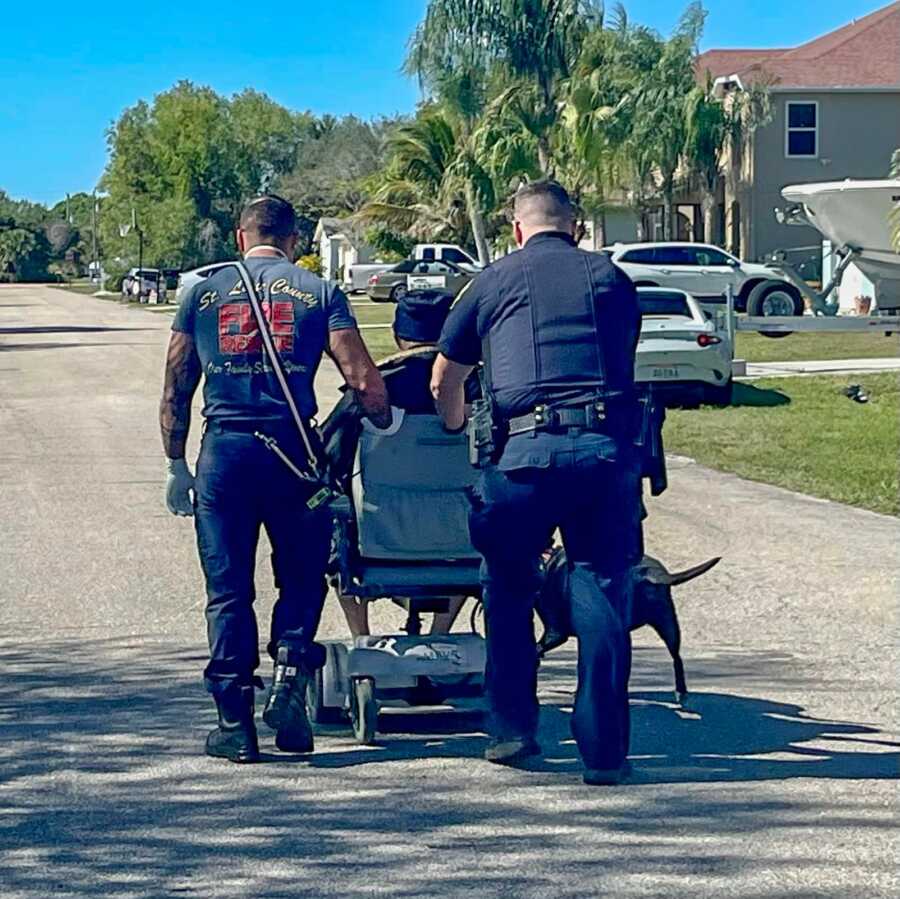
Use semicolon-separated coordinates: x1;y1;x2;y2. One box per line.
664;373;899;516
735;330;899;363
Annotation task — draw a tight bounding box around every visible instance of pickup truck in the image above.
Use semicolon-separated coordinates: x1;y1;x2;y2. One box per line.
346;243;482;293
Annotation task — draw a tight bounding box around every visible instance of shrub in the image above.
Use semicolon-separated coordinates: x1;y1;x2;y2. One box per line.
296;254;323;275
103;262;129;293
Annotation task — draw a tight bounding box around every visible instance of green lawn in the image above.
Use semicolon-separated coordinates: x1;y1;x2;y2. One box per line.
664;374;900;516
50;280;106;297
736;330;899;363
351;301;395;326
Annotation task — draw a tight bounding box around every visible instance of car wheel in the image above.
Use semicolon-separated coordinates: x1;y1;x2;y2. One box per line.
747;280;803;338
703;378;734;407
390;283;407;303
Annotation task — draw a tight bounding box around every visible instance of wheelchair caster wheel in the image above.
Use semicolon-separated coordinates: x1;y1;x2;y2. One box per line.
306;665;347;725
350;676;378;745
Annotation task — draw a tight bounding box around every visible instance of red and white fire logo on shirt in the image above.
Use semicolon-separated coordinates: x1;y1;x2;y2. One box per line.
218;302;294;354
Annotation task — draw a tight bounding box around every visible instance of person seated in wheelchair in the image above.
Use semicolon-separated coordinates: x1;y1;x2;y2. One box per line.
319;289;477;638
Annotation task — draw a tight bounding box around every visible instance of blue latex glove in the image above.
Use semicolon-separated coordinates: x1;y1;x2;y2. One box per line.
165;457;195;517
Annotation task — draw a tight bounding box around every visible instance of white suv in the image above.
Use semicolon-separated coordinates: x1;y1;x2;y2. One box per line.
604;242;803;316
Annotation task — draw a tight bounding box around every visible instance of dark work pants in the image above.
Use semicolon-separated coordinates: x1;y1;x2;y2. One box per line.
194;423;330;696
468;441;642;771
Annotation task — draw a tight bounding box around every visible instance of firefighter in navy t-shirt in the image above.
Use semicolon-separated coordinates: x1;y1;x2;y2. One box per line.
160;195;390;763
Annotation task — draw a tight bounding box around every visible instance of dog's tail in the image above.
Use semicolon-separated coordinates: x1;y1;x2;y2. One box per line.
649;556;721;587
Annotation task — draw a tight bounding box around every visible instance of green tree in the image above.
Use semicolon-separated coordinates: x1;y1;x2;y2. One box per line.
100;81;313;270
683;75;729;243
357;108;472;245
564;7;667;239
277;115;398;253
0;191;51;281
630;3;706;240
408;0;601;177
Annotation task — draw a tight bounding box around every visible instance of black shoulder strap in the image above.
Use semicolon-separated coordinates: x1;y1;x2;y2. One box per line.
233;260;322;478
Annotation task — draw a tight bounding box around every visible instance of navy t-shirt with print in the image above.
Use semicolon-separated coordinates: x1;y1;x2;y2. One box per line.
172;256;356;422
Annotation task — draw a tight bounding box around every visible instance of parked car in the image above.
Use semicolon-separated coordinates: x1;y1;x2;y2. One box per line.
348;243;483;293
174;264;219;305
121;268;161;302
635;287;733;405
605;242;804;316
366;259;474;303
413;243;482;271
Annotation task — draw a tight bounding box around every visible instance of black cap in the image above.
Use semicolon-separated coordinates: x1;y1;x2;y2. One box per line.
393;289;454;344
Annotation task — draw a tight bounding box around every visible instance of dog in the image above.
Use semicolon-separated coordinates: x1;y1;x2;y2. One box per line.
535;548;720;704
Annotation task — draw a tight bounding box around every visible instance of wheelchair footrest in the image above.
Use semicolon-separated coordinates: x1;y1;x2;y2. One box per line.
348;633;486;681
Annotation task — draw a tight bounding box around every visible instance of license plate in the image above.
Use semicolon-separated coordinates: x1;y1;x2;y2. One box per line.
652;367;680;379
408;275;447;289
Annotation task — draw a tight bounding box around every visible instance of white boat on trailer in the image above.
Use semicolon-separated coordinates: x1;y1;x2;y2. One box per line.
777;179;900;314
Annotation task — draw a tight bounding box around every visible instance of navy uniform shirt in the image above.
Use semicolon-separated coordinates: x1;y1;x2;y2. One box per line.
438;232;640;470
172;256;356;422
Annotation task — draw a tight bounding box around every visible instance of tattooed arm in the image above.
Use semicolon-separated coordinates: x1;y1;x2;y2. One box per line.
160;331;202;459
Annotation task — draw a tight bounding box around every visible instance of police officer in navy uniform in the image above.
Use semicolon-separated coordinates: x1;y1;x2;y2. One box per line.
160;195;390;763
431;181;643;785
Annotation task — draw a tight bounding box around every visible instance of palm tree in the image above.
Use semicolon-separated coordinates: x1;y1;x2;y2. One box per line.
407;0;602;177
563;5;666;240
683;75;729;244
356;108;479;248
630;3;706;240
718;78;774;255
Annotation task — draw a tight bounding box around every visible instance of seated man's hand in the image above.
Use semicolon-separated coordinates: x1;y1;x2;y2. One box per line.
165;457;195;517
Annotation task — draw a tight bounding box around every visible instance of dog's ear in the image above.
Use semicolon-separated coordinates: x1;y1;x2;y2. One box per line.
651;556;721;587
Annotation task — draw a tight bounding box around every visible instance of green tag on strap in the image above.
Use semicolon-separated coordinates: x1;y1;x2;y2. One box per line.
306;486;333;511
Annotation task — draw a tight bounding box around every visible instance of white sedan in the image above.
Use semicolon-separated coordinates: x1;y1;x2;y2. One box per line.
635;287;733;405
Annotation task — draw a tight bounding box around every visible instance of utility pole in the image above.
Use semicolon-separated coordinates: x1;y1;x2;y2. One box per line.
90;192;99;282
132;207;144;301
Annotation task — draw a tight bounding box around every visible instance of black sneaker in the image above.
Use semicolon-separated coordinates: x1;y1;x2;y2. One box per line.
484;736;541;766
206;685;259;764
264;648;314;753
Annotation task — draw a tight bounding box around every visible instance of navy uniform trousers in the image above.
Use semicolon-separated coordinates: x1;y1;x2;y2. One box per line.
193;420;330;695
468;432;642;771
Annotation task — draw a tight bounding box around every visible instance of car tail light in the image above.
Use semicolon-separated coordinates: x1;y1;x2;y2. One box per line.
697;334;721;347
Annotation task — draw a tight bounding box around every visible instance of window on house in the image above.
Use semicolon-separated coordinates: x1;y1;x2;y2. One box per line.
786;102;818;157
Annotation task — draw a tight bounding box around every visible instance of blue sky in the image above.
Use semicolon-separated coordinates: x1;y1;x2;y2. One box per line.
1;0;889;205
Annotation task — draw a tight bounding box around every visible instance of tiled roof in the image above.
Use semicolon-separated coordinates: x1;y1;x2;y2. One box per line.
697;1;900;88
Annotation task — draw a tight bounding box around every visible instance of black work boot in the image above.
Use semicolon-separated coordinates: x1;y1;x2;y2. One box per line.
263;647;314;754
206;685;260;764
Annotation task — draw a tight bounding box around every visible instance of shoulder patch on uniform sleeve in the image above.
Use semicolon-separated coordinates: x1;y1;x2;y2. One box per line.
450;279;474;310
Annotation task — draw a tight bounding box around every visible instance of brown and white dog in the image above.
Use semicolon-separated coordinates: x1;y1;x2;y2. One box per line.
535;548;720;704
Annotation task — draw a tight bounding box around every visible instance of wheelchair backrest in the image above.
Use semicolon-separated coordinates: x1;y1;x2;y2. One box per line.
351;413;480;562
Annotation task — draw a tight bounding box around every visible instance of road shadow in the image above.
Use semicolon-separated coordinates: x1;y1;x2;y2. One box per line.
0;341;154;352
0;325;154;334
0;636;896;898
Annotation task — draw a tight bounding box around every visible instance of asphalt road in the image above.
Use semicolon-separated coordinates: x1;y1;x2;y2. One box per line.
1;285;897;899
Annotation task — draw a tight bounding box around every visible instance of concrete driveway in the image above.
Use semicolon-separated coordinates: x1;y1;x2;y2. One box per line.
0;285;897;898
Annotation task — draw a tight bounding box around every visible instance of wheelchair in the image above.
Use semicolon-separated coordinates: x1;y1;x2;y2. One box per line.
309;412;486;744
